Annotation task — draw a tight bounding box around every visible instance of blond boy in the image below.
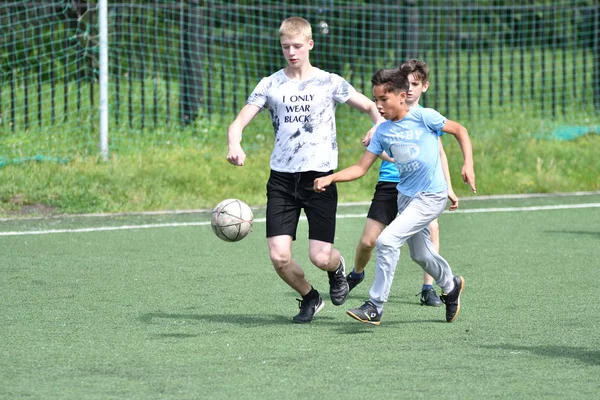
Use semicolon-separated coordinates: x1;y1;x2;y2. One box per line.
227;17;384;323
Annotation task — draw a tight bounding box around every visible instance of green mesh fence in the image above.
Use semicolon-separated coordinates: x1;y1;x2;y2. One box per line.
1;0;599;164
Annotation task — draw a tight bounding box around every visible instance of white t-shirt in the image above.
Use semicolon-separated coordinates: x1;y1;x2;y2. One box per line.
247;68;355;173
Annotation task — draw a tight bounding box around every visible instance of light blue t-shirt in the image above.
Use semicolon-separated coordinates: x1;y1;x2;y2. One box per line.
378;105;443;183
368;107;447;197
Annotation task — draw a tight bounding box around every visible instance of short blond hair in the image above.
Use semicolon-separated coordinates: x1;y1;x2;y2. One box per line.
279;17;312;40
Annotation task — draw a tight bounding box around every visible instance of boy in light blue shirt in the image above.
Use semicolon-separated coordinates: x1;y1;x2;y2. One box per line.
314;68;476;325
371;106;447;195
348;60;457;308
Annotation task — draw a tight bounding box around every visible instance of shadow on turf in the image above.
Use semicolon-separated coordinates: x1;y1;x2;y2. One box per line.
139;311;294;326
138;311;444;331
154;333;200;339
482;344;600;366
330;319;445;335
545;230;600;238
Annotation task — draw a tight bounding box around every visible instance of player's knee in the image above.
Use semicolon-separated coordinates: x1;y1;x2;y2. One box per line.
269;250;291;270
309;252;331;270
359;235;377;251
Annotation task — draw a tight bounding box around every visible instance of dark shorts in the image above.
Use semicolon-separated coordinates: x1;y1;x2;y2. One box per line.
266;170;338;243
366;181;399;226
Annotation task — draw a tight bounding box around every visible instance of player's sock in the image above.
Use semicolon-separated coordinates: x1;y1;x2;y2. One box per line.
349;270;364;279
422;284;434;291
302;287;319;301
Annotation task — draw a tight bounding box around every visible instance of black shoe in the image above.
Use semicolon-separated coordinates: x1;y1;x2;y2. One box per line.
440;276;465;322
328;256;349;306
292;293;324;323
346;301;381;325
418;287;443;307
347;271;364;292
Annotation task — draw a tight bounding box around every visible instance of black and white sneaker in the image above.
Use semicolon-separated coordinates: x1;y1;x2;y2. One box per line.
346;301;381;325
292;293;324;323
440;276;465;322
328;256;349;306
418;287;443;307
347;271;365;292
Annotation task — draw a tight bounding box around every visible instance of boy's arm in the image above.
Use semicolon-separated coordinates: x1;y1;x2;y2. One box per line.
227;104;261;166
358;121;392;162
346;91;386;126
441;120;476;194
380;151;394;163
438;138;458;210
359;129;393;162
314;150;379;192
349;91;384;148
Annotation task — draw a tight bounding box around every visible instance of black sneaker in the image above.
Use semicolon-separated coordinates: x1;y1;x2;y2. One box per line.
418;287;443;307
346;301;381;325
292;293;324;323
440;276;465;322
328;256;349;306
347;271;364;292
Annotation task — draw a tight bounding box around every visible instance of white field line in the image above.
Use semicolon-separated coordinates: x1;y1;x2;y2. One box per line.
338;190;600;206
1;202;599;237
1;190;599;222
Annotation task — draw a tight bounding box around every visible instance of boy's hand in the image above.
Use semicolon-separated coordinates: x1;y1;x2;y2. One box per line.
227;145;246;166
462;164;476;194
361;126;376;147
448;189;459;211
313;175;333;192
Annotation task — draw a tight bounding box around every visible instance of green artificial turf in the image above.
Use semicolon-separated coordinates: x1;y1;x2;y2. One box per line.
1;194;599;399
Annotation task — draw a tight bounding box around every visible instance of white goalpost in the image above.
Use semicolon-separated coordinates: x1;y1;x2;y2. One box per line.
98;0;109;161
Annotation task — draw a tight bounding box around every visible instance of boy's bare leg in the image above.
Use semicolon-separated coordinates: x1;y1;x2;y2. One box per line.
347;218;386;292
309;239;349;306
308;240;340;272
269;235;327;323
268;235;311;295
354;218;386;275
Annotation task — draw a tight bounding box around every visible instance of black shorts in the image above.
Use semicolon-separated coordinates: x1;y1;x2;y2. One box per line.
366;181;399;226
266;169;338;243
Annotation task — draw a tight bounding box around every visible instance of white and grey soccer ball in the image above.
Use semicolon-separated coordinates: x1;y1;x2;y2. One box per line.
211;199;253;242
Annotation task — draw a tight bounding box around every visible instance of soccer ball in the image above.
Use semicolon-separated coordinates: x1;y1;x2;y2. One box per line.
211;199;254;242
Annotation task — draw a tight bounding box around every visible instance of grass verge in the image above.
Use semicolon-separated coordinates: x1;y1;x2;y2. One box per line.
1;112;599;217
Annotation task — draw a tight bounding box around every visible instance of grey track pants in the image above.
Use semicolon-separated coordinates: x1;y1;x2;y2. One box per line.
369;191;454;309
